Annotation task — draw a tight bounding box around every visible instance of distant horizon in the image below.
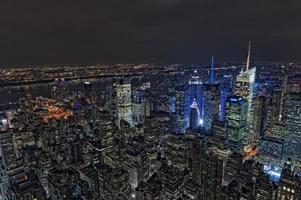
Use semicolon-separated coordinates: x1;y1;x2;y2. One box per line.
0;60;300;67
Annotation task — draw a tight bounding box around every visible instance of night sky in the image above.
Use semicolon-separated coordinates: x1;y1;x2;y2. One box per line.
0;0;300;64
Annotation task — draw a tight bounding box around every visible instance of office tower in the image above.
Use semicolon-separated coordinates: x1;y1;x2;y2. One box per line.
235;63;255;102
212;119;226;144
259;136;284;166
202;57;221;131
203;83;221;131
276;163;301;200
122;145;149;189
222;75;234;93
116;78;133;128
132;90;145;125
190;136;223;200
220;75;234;121
143;117;164;177
191;136;208;186
144;97;151;117
160;165;185;200
187;70;203;128
224;151;244;185
201;151;223;200
251;96;265;139
235;65;256;141
0;155;13;200
164;135;189;171
175;87;186;133
283;94;301;163
98;164;131;200
236;160;256;199
223;153;256;199
47;167;69;200
105;84;113;109
71;139;84;164
271;87;283;124
135;173;162;200
265;87;283;132
189;99;200;130
235;42;256;149
254;169;278;200
225;96;248;150
11;171;47;200
36;151;53;197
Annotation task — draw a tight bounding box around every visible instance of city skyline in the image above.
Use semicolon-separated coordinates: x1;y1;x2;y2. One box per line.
0;1;301;200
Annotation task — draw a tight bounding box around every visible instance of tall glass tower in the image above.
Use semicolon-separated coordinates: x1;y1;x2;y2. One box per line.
116;78;133;128
225;96;248;150
235;42;257;150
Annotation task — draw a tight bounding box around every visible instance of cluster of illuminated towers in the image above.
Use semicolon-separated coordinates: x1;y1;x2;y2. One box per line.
115;42;257;155
182;42;257;153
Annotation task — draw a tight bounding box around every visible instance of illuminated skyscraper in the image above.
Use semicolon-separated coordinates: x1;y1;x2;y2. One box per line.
225;96;248;150
235;42;257;148
235;67;256;102
116;78;132;128
189;99;200;130
186;70;203;129
264;87;283;132
202;57;221;131
235;41;254;99
251;96;265;140
283;94;301;164
203;83;221;131
220;75;234;121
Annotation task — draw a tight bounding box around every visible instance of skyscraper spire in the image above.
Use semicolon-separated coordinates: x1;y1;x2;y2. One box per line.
210;56;215;84
246;41;251;71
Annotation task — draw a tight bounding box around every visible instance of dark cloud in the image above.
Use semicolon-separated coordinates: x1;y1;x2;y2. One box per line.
0;0;300;64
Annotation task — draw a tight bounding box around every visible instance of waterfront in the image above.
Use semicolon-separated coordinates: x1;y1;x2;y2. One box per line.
0;78;113;104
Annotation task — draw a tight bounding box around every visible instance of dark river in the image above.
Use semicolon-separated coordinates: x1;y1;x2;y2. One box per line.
0;78;115;104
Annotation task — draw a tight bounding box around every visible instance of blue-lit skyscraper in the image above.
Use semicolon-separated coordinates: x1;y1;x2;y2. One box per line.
202;57;221;131
185;70;203;129
189;99;200;130
203;83;221;131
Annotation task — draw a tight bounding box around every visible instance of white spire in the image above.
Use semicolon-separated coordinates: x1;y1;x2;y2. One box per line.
246;41;251;71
